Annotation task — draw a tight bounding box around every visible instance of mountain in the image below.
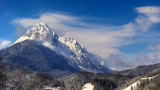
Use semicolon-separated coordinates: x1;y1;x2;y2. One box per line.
113;63;160;76
0;23;111;77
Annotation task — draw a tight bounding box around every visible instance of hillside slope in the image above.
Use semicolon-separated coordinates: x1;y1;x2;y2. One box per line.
113;63;160;76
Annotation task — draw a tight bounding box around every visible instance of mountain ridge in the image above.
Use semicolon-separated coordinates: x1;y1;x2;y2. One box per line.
113;63;160;76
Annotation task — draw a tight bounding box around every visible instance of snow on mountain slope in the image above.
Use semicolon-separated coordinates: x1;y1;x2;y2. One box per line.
13;23;110;72
15;23;56;43
82;83;94;90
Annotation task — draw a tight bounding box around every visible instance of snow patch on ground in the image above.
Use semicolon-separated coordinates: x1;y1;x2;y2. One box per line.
82;83;94;90
79;66;93;72
123;81;140;90
141;75;158;80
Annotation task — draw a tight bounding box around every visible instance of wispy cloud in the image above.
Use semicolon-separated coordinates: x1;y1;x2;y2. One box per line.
135;6;160;31
135;44;160;66
16;24;26;36
104;54;136;70
136;6;160;15
0;38;11;50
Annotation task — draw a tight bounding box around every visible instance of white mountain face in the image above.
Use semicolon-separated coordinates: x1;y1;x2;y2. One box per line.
14;23;100;70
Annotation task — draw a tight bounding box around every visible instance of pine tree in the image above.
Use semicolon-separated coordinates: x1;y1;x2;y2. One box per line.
131;86;133;90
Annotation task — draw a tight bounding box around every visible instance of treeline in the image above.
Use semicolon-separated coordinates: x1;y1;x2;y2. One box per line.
61;72;133;90
5;71;64;90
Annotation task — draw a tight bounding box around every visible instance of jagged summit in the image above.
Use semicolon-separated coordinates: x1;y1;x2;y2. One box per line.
15;23;79;47
31;23;51;34
15;23;58;44
14;23;86;59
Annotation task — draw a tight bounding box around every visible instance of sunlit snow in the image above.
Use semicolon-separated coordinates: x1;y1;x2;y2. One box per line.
82;83;94;90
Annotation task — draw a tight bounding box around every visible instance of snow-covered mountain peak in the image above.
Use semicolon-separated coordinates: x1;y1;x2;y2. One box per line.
12;23;110;72
15;23;85;51
58;37;86;58
31;23;50;33
59;37;85;51
14;23;87;59
28;23;58;40
15;23;58;44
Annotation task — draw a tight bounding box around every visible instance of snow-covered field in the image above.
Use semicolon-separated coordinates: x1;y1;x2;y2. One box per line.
82;83;94;90
123;80;140;90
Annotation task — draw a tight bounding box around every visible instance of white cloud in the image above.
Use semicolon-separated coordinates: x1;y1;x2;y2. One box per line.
0;38;11;50
16;24;26;36
135;15;153;31
136;6;160;15
135;6;160;31
135;44;160;66
12;13;135;58
104;54;136;70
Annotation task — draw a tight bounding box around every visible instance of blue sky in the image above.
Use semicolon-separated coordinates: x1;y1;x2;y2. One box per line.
1;0;160;70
